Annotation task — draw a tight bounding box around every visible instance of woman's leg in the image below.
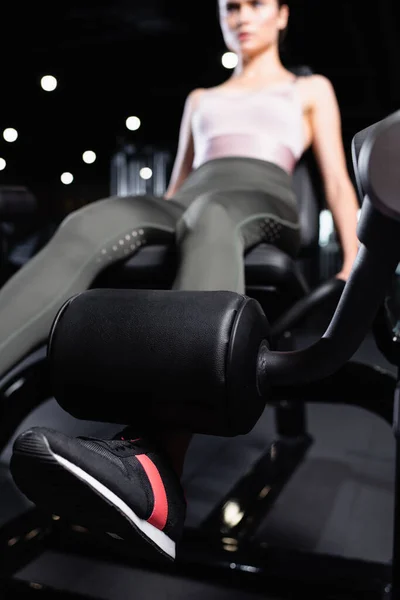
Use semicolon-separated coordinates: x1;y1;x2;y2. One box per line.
0;195;183;378
165;188;300;471
172;188;300;294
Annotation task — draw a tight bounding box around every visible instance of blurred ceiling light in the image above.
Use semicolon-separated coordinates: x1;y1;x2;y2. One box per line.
222;52;238;69
3;128;18;142
126;116;141;131
41;75;58;92
61;172;74;185
82;150;96;164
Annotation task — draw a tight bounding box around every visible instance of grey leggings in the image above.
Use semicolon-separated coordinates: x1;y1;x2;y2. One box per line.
0;157;300;378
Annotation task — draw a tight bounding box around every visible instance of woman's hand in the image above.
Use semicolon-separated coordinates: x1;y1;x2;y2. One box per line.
335;266;352;281
335;254;358;281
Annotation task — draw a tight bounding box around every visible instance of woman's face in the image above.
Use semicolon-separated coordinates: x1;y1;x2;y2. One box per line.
219;0;289;58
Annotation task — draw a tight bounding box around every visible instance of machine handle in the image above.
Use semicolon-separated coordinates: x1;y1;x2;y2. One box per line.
258;110;400;389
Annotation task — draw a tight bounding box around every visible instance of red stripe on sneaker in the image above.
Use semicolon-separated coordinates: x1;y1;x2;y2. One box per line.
136;454;168;530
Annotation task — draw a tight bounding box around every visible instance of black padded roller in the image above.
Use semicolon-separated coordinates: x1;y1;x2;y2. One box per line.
48;289;270;437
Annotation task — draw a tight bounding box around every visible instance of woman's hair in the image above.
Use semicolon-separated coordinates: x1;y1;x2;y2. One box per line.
277;0;289;47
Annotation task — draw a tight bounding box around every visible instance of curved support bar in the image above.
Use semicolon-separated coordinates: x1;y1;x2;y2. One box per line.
270;277;345;340
258;244;400;389
260;109;400;390
270;361;395;426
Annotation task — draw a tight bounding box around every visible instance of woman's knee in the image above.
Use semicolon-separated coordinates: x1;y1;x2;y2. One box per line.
177;193;231;238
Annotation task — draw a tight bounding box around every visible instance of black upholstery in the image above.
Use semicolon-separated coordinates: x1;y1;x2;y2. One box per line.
49;289;270;437
0;186;37;222
94;243;308;299
351;120;381;202
292;151;321;254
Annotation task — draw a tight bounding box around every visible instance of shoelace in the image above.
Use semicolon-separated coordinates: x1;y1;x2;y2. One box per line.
112;428;144;453
114;437;142;453
78;431;142;454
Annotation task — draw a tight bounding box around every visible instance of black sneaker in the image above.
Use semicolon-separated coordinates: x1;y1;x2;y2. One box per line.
10;426;186;561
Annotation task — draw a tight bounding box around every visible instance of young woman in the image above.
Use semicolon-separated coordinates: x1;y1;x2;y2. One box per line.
9;0;360;563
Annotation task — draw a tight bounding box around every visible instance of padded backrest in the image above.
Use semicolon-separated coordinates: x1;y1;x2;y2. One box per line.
289;65;322;253
292;151;321;252
351;120;381;203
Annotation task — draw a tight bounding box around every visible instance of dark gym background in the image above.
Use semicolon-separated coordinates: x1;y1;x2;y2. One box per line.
0;0;399;221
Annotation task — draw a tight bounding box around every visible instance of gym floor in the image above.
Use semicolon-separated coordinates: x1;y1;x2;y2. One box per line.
0;313;396;599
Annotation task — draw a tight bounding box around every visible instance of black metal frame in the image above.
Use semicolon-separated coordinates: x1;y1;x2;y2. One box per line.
0;346;49;456
388;377;400;600
0;261;398;598
0;358;398;599
0;521;390;599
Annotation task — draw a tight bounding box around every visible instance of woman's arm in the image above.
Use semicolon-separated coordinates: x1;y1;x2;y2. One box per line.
164;88;204;200
308;75;360;280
